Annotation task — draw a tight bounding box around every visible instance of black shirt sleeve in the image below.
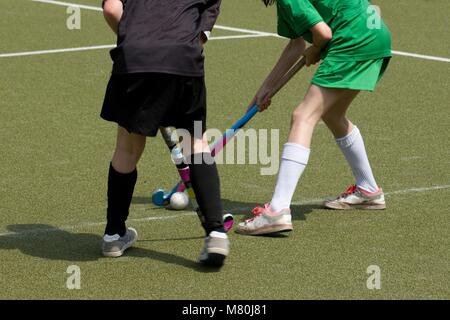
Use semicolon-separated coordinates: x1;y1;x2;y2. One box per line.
201;0;221;32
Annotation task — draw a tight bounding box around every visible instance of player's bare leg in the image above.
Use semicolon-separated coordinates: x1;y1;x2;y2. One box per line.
322;91;386;210
102;126;145;257
238;85;361;235
112;126;146;173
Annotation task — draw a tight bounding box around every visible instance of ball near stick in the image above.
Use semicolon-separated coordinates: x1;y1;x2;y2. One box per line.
169;192;189;210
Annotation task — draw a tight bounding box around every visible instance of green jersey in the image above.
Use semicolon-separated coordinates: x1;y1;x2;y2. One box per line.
277;0;392;61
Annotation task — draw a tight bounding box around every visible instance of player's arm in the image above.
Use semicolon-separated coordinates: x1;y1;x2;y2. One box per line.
249;37;306;111
200;0;222;44
303;22;332;66
102;0;123;35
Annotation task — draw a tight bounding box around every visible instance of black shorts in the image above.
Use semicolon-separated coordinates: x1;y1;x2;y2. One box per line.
100;73;206;137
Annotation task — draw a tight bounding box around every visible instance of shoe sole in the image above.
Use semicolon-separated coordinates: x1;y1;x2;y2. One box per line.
236;224;293;236
200;253;227;267
102;240;134;257
324;202;386;210
199;246;229;267
102;249;127;258
102;229;138;258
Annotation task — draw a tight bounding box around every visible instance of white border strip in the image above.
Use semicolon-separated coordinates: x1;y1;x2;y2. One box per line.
0;212;195;237
289;184;450;206
0;34;272;58
384;184;450;195
32;0;102;11
1;184;449;237
210;34;270;40
29;0;450;63
391;50;450;63
0;44;115;58
214;25;275;36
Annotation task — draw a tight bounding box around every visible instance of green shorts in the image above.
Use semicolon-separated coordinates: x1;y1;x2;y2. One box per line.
311;57;391;92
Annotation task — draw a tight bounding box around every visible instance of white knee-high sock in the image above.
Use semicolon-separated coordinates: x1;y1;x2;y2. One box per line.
336;126;379;193
270;143;310;212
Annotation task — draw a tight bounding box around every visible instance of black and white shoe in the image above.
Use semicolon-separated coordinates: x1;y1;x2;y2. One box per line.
102;227;138;258
199;231;230;267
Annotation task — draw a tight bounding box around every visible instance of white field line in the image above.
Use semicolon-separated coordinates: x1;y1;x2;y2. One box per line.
31;0;267;35
0;44;115;58
0;212;195;237
32;0;102;11
214;25;276;36
209;34;270;40
30;0;275;35
288;184;450;207
391;50;450;63
0;34;271;58
0;184;449;237
384;184;450;196
29;0;450;63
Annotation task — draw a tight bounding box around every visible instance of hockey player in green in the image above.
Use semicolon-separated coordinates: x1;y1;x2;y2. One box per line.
237;0;392;236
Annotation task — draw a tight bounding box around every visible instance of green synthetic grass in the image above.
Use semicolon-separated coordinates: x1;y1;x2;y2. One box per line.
0;0;449;299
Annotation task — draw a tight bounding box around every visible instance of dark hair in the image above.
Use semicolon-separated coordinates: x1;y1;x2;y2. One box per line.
262;0;276;6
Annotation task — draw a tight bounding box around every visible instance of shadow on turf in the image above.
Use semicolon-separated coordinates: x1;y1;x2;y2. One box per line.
138;236;204;242
131;196;152;204
135;196;323;221
0;224;222;272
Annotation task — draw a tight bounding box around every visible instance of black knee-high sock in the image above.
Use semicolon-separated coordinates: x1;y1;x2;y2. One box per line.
189;153;224;235
105;163;137;236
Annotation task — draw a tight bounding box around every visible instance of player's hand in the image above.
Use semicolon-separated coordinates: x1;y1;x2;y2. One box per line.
248;86;272;112
303;45;321;66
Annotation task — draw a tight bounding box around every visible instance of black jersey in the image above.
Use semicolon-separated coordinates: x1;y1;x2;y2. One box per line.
110;0;221;77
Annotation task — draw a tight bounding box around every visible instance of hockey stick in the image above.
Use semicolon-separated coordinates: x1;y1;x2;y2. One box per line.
155;56;307;201
154;126;235;231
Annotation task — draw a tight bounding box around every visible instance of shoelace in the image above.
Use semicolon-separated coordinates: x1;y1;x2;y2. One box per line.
246;203;269;222
338;185;357;199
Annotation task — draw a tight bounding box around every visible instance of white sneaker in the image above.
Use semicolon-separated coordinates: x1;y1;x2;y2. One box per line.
236;203;293;236
199;231;230;267
324;185;386;210
102;227;138;258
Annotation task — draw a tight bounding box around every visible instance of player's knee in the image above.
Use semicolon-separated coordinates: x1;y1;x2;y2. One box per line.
322;113;348;129
116;140;145;160
114;147;137;163
291;106;321;127
322;112;341;125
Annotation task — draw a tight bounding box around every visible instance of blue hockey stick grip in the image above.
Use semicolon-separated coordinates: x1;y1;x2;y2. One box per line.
231;104;259;131
211;104;259;156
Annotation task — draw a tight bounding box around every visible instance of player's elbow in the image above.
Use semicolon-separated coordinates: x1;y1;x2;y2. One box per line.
321;27;333;43
311;22;333;45
318;25;333;43
103;0;123;20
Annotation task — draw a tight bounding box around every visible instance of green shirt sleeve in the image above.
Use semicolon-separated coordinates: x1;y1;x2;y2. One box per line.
277;0;324;40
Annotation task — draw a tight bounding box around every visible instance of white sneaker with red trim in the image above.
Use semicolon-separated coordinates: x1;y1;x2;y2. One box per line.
324;185;386;210
236;203;293;236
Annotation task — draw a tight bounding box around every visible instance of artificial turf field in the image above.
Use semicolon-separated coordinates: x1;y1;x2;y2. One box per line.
0;0;449;300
